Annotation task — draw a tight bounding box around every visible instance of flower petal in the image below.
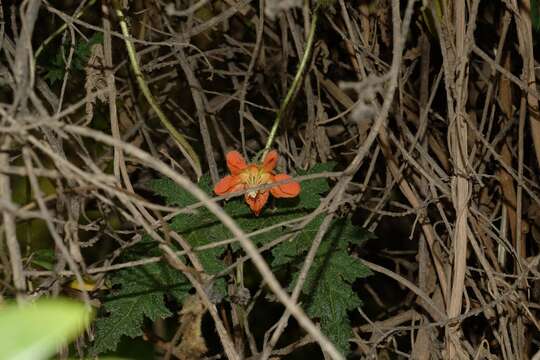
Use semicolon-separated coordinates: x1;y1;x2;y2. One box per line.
245;191;269;216
226;151;248;175
270;174;301;198
262;150;278;172
214;175;242;195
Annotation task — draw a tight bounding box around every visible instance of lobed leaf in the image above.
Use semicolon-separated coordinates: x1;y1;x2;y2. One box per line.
44;33;103;85
92;162;363;355
287;219;373;353
91;261;191;354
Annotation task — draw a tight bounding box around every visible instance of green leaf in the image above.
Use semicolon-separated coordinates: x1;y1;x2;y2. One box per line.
288;219;372;354
533;0;540;32
152;175;226;294
43;32;103;85
146;163;369;353
271;214;325;267
272;213;370;269
149;175;212;207
30;249;56;270
228;162;336;249
72;33;103;70
91;261;191;355
0;299;91;360
148;163;334;296
43;57;65;85
94;162;357;356
296;162;334;209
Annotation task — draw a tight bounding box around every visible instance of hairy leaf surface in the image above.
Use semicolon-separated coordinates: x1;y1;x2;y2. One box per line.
91;261;190;354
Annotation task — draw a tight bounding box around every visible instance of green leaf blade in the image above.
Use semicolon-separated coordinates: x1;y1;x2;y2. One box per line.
132;163;366;356
289;219;373;354
91;262;191;355
0;299;91;360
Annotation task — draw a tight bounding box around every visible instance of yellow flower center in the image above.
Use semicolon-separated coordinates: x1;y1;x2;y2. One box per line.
239;165;272;197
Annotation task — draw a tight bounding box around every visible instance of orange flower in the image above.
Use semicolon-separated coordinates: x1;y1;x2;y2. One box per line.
214;150;301;215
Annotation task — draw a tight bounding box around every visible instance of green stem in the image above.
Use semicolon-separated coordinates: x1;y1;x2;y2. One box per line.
35;0;97;59
113;2;202;178
259;8;319;161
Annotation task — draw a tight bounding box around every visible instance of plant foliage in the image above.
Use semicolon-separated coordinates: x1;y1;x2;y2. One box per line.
92;162;372;355
91;260;191;354
44;32;103;85
533;0;540;32
288;219;373;352
0;299;91;360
